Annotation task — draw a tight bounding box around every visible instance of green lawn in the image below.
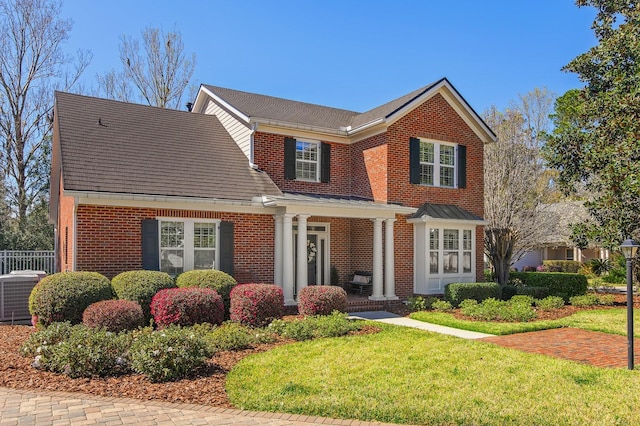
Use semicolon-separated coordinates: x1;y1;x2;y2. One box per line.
410;308;640;336
227;323;640;425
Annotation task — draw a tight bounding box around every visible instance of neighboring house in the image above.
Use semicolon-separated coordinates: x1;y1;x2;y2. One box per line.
512;201;609;271
50;77;495;304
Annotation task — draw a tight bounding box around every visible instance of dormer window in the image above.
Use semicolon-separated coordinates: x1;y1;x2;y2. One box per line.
284;137;331;183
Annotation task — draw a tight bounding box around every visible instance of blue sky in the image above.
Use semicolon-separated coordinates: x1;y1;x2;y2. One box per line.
61;1;597;114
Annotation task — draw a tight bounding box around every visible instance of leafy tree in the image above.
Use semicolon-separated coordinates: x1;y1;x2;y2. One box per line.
483;88;554;286
0;0;90;249
97;26;196;109
545;0;640;250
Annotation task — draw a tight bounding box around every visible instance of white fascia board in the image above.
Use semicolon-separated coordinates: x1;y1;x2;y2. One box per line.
264;197;416;219
66;191;274;215
385;80;496;144
406;216;488;226
252;117;349;137
199;86;250;123
255;123;351;145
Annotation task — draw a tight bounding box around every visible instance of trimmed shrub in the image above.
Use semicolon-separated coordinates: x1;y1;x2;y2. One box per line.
432;299;453;312
543;260;582;273
82;300;145;332
129;325;212;383
535;296;565;310
111;270;175;321
509;272;588;300
444;282;501;307
151;287;224;328
460;297;537;322
20;321;76;359
45;326;132;378
298;285;347;316
406;296;439;312
175;269;237;317
28;272;113;326
230;284;284;327
510;295;535;306
269;311;361;341
204;322;256;351
569;294;599;307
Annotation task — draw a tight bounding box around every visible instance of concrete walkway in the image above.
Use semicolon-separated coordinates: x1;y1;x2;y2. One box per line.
0;387;403;426
349;311;493;339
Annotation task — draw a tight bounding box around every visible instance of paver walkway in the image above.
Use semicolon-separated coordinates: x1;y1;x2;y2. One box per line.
482;327;640;368
0;387;403;425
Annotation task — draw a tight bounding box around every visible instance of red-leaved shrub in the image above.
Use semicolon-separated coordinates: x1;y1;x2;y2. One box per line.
297;285;347;316
229;284;284;327
82;299;145;332
150;287;224;328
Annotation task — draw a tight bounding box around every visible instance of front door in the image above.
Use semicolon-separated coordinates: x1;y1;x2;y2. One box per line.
294;224;329;289
307;234;318;285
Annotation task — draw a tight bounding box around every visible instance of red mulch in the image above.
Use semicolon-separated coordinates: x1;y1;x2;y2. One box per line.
0;323;381;407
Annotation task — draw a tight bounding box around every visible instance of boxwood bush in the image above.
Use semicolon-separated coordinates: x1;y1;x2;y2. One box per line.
82;300;145;332
150;287;224;328
297;285;347;316
501;285;550;301
28;272;113;326
509;272;588;300
111;270;175;321
230;284;284;327
444;282;500;307
175;269;237;318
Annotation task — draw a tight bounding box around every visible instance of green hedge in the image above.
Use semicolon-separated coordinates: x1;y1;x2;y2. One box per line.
501;285;549;301
444;282;501;307
509;272;587;300
111;270;175;321
542;260;582;273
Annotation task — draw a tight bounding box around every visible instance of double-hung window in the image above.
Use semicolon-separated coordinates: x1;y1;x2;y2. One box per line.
428;227;474;275
295;141;319;181
419;140;457;188
159;219;219;275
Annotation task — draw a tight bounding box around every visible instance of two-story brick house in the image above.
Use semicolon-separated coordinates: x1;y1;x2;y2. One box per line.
50;77;495;306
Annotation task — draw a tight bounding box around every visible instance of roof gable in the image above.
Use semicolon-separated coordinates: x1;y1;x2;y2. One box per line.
197;78;496;143
53;92;282;201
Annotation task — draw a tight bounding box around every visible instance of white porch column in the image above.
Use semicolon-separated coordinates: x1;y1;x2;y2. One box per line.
282;213;295;305
369;218;385;301
384;218;398;300
296;214;311;297
273;215;283;286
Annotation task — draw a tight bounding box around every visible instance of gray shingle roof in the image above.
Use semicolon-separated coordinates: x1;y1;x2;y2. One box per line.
411;203;484;221
54;92;282;200
203;78;454;132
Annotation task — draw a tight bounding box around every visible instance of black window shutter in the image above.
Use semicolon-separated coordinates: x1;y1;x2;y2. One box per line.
141;219;159;271
219;221;234;276
457;145;467;189
284;137;297;180
320;142;331;183
409;137;421;184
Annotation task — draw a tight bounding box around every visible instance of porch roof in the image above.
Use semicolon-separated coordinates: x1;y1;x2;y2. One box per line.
260;192;416;218
409;203;485;223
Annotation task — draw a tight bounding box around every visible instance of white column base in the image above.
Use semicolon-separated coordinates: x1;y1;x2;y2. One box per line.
368;295;387;301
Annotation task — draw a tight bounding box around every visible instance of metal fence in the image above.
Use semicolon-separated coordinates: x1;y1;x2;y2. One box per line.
0;250;55;275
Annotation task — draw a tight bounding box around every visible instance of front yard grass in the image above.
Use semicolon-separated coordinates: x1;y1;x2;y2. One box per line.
410;308;640;336
226;323;640;425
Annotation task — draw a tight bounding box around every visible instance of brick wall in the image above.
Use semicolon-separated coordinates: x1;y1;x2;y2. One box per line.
57;177;75;273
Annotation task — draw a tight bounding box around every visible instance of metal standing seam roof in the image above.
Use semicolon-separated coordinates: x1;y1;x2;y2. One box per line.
54;92;282;201
411;203;484;221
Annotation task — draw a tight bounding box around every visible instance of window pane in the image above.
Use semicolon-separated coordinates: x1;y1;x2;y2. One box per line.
161;221;184;248
440;166;454;187
420;164;433;185
463;252;472;273
443;229;459;250
295;141;319;180
429;228;439;250
194;223;216;248
430;251;439;273
463;230;472;250
444;252;458;273
160;249;183;275
194;250;215;269
440;145;455;166
420;142;434;163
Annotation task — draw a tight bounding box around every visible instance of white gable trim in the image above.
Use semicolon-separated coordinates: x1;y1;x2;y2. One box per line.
196;86;250;123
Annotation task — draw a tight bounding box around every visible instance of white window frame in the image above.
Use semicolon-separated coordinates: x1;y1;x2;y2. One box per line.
295;140;320;182
419;139;457;188
158;218;221;276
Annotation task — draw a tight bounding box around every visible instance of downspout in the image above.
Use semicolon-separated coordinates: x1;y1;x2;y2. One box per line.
72;197;78;272
249;121;258;168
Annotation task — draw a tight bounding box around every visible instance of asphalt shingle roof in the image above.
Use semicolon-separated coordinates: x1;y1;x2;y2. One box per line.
55;92;282;200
